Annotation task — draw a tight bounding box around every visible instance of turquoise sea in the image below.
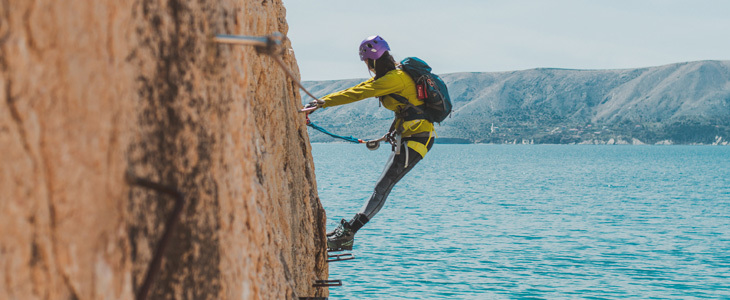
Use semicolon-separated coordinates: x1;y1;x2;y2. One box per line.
312;144;730;299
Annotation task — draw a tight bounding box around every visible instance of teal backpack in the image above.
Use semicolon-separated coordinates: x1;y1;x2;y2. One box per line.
389;57;452;123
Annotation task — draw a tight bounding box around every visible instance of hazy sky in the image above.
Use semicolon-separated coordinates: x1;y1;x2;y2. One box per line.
281;0;730;81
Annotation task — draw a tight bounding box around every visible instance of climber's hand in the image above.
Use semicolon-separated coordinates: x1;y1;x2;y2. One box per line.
300;100;323;113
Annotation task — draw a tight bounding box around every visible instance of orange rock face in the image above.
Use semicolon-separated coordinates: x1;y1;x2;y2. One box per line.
0;1;327;299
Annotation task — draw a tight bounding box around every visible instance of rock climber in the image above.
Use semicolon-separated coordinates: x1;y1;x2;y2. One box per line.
303;35;435;250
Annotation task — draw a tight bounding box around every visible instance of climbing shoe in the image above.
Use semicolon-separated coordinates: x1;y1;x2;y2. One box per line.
327;219;355;250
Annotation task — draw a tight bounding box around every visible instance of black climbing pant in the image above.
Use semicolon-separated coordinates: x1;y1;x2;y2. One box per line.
353;135;434;230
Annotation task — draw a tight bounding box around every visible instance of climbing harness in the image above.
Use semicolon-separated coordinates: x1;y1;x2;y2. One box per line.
214;32;395;150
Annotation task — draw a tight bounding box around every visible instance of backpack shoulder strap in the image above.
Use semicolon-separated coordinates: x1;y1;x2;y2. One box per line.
387;93;426;121
388;93;410;105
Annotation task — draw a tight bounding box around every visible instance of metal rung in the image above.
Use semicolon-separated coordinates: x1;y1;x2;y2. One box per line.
313;280;342;288
213;34;269;46
327;253;355;263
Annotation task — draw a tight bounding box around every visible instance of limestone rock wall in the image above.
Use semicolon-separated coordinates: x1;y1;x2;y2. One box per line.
0;0;327;299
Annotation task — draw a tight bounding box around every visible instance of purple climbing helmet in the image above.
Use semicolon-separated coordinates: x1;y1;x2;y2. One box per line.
359;35;390;61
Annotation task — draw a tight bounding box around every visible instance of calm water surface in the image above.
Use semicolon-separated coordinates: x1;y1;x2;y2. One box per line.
312;144;730;299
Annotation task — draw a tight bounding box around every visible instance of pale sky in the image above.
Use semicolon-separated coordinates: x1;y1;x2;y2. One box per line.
282;0;730;81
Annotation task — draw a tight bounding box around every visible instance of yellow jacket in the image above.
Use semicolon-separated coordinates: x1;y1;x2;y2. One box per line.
321;69;435;139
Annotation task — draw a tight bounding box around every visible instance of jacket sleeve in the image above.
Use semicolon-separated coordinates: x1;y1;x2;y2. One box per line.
321;72;406;108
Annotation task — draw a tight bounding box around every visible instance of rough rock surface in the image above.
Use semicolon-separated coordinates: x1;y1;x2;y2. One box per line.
0;0;327;299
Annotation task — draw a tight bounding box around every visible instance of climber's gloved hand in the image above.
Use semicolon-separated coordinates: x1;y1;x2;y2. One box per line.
301;99;324;113
311;99;325;107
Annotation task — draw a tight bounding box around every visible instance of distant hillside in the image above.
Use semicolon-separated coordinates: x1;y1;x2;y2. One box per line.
303;60;730;145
